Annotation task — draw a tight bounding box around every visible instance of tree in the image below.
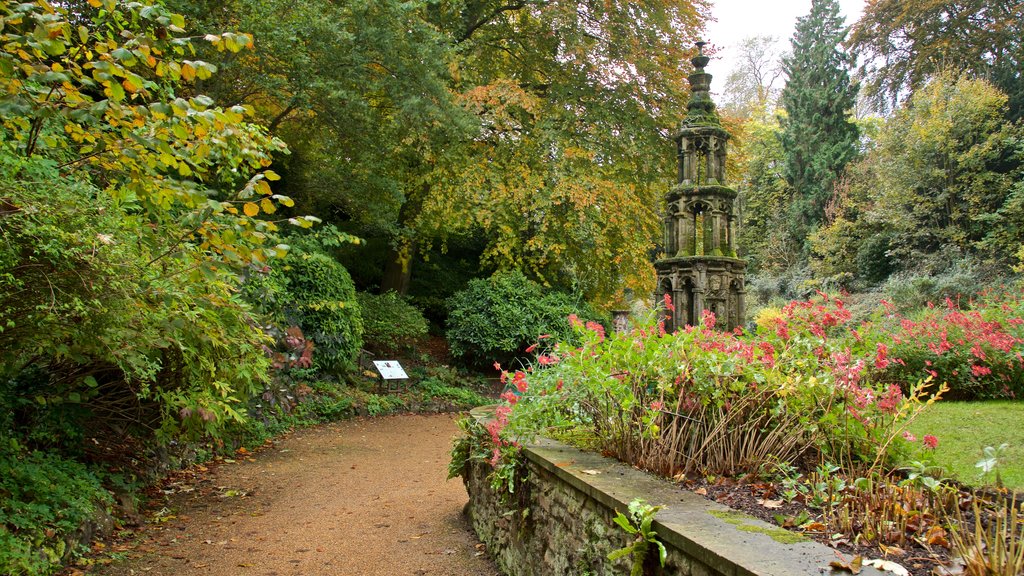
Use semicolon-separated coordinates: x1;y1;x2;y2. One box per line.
866;74;1024;269
720;35;786;120
171;0;711;304
849;0;1024;120
732;117;798;273
0;0;302;439
412;0;710;303
778;0;859;242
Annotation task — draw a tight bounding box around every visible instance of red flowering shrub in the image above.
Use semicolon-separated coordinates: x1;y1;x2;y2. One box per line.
871;293;1024;399
498;294;942;478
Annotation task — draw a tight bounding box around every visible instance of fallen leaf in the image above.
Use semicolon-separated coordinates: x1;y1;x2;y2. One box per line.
581;469;601;475
877;544;905;557
863;558;909;576
925;525;950;549
802;522;827;532
758;498;783;509
694;487;708;496
829;554;863;574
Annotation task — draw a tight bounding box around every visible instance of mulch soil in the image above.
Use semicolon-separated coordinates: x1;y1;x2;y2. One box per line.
682;476;969;576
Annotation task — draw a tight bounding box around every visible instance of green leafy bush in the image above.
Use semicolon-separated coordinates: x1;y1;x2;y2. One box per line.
273;252;363;375
446;270;604;366
356;291;429;353
0;444;111;575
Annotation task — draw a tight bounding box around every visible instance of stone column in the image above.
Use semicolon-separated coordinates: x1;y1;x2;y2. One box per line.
702;214;714;256
706;138;719;184
676;209;690;256
664;214;674;255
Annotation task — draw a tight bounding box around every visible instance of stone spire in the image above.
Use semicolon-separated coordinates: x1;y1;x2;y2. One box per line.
654;41;747;331
683;41;718;125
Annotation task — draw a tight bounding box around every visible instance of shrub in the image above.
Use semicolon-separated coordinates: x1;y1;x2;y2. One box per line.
875;293;1024;400
273;252;363;375
497;294;942;480
446;270;604;366
0;443;111;575
356;291;429;353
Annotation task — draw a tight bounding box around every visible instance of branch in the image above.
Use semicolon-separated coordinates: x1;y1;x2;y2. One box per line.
458;1;549;43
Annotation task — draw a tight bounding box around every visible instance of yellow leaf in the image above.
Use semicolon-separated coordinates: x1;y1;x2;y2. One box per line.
87;0;102;6
260;198;276;215
243;203;259;217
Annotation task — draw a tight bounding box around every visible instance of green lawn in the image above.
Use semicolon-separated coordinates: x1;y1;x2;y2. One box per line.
906;400;1024;489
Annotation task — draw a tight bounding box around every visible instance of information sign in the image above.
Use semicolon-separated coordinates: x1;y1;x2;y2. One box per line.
372;360;408;380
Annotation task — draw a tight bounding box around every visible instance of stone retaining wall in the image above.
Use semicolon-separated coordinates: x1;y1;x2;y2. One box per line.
461;408;883;576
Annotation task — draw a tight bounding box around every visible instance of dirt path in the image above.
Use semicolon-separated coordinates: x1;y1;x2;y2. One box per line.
97;414;501;576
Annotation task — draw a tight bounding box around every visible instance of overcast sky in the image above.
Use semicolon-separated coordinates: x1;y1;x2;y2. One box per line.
704;0;866;80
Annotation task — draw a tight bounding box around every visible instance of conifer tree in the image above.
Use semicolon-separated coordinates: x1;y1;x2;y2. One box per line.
779;0;859;243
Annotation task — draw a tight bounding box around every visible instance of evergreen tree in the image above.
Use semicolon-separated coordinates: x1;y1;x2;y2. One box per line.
779;0;859;243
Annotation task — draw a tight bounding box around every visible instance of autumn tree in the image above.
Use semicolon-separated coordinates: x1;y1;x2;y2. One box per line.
849;0;1024;120
778;0;859;243
413;0;710;303
0;0;303;439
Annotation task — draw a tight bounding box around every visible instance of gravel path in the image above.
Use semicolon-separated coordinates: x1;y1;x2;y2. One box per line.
98;414;501;576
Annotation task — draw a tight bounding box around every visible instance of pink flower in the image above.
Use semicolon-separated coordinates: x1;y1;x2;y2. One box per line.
568;313;582;327
650;401;664;411
537;354;558;366
902;431;916;442
525;343;538;353
923;435;939;449
971;364;992;377
493;361;502;372
875;343;891;370
663;293;675;314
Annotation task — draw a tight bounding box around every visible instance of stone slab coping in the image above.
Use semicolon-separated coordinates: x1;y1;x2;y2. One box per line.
469;406;885;576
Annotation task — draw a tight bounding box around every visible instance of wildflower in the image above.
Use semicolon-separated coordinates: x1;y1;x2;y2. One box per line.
499;391;519;405
568;313;582;327
525;343;538;353
875;342;890;370
650;401;664;411
512;371;528;393
493;361;502;372
701;309;717;329
538;354;558;366
903;431;917;442
663;293;675;313
585;321;606;342
775;322;790;341
971;364;992;377
538;334;552;339
877;384;903;413
923;435;939;449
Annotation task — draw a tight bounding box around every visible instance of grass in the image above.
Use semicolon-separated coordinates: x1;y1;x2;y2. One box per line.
906;400;1024;489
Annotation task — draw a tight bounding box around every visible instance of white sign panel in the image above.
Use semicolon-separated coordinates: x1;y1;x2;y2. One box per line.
372;360;408;380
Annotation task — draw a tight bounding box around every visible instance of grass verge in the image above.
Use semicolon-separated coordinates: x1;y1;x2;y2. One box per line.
906;400;1024;489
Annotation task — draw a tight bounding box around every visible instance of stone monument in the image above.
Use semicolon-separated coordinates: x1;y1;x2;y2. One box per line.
655;41;746;331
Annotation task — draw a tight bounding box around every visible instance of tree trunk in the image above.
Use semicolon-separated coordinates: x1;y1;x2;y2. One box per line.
380;244;413;295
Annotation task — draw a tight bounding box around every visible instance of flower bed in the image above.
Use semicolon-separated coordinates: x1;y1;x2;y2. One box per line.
452;291;1024;575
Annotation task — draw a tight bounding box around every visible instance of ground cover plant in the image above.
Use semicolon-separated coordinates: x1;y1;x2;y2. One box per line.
455;291;1024;575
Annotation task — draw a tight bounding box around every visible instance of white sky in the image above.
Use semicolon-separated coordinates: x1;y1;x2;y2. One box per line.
705;0;866;79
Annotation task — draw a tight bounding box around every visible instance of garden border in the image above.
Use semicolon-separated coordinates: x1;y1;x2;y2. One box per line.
463;406;884;576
